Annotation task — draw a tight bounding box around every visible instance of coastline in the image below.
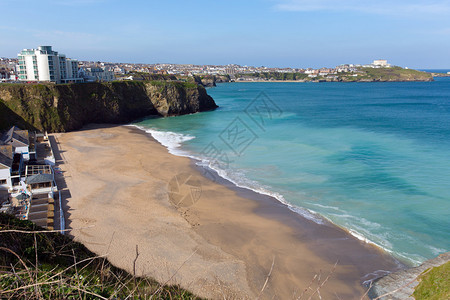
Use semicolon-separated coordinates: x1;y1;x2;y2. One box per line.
54;124;402;299
131;124;415;265
231;79;433;83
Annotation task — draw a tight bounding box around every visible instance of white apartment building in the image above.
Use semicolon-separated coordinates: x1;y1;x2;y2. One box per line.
17;46;83;83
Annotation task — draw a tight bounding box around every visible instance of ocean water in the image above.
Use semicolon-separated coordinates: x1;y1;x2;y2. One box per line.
134;78;450;266
421;69;450;74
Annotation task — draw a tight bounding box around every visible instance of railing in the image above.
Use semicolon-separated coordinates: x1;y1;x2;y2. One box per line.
58;190;65;234
30;186;57;195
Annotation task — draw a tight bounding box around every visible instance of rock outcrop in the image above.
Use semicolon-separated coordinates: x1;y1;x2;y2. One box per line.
191;75;231;87
369;252;449;299
0;81;218;132
144;81;217;115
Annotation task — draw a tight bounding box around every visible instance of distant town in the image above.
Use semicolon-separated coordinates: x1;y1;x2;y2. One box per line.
2;45;439;84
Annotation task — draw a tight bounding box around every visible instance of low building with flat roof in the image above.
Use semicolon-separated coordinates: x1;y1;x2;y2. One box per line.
373;59;390;67
78;67;115;82
25;165;57;196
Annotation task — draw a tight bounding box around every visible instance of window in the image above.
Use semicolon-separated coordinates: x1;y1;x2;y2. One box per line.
0;179;7;185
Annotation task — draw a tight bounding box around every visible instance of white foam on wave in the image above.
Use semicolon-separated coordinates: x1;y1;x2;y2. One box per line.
308;204;403;258
202;159;326;225
348;229;380;247
347;228;425;266
427;245;447;256
129;125;195;156
308;203;428;266
310;203;342;211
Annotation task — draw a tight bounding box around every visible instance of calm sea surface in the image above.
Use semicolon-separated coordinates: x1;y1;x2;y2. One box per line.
135;78;450;265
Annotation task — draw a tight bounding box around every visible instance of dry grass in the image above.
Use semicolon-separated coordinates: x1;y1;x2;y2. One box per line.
0;213;201;299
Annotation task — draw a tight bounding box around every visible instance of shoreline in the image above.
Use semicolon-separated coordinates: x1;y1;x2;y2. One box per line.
131;125;408;278
55;124;403;299
229;79;434;83
190;161;405;265
130;124;412;266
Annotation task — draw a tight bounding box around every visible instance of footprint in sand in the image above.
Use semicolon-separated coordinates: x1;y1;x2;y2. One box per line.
78;218;97;225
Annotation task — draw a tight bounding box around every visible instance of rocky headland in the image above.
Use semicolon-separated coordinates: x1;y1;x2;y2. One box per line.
234;67;434;82
0;81;218;132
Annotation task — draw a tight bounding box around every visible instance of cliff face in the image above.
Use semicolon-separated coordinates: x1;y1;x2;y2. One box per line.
144;81;217;115
0;81;218;132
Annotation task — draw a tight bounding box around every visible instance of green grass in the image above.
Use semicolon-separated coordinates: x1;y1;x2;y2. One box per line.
413;261;450;300
358;67;433;81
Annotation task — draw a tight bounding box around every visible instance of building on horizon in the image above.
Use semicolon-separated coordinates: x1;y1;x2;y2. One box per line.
372;59;390;67
78;67;115;82
17;46;83;83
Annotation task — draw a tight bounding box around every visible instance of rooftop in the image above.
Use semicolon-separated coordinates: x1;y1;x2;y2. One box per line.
26;173;54;185
0;145;13;168
0;126;29;148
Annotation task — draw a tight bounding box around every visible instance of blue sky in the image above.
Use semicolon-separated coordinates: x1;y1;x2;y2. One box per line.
1;0;450;68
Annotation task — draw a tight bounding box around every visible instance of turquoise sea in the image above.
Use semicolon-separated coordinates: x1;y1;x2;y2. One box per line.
135;78;450;266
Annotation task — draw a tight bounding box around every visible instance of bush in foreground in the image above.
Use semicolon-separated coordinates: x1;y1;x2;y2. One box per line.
0;213;201;299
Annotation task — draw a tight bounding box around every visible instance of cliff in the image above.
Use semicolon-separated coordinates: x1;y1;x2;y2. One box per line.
0;81;218;132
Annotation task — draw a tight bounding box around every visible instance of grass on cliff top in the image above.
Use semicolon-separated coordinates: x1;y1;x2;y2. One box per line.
413;261;450;300
360;66;432;80
0;213;201;299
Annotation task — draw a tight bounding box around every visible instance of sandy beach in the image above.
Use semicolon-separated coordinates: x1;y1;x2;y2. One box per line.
52;124;401;299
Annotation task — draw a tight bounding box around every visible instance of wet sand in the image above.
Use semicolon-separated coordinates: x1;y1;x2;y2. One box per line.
53;124;402;299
